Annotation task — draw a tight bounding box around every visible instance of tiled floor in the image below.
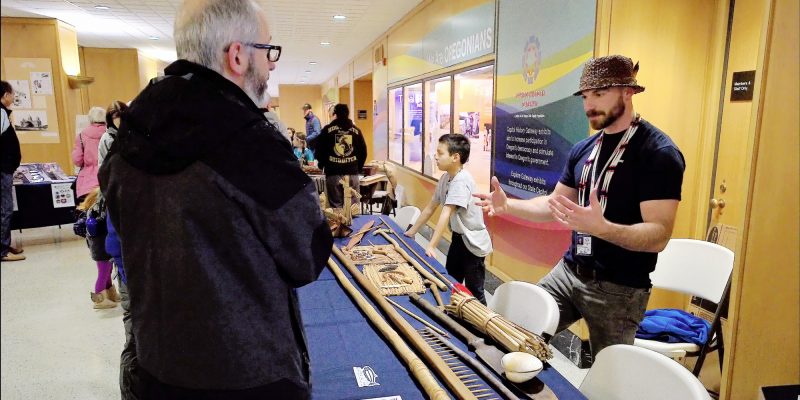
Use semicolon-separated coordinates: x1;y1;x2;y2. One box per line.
1;227;125;400
1;223;588;399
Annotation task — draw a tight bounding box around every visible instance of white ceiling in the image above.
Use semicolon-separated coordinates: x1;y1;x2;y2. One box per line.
0;0;422;97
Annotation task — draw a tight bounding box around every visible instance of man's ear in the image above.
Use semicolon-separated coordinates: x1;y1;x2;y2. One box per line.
622;86;635;100
225;42;248;77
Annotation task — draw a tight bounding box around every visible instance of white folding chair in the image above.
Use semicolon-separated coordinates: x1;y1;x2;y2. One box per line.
393;206;421;231
634;239;734;376
487;281;559;339
580;344;711;400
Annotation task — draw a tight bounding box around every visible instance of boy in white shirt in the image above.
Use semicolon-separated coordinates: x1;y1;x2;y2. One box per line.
405;134;492;303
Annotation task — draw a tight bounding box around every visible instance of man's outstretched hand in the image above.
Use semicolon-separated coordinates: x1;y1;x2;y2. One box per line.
473;176;507;217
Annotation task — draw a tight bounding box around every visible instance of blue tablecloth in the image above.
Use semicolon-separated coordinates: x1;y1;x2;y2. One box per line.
298;215;586;400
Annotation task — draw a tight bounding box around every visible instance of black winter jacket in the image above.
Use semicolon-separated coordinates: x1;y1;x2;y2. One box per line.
315;118;367;176
0;104;21;174
98;60;332;391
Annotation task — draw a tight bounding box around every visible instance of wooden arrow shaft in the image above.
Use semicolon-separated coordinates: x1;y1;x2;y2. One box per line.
330;247;476;400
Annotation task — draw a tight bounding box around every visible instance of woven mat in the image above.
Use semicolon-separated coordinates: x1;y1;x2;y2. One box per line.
344;244;406;265
362;263;425;296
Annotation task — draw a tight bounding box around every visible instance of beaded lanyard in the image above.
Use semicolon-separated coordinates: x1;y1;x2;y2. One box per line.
577;114;641;212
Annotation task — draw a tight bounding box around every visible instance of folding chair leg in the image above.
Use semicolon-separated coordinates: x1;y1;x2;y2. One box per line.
692;279;730;376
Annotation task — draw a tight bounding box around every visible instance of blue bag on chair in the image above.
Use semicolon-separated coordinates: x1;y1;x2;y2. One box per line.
636;308;711;345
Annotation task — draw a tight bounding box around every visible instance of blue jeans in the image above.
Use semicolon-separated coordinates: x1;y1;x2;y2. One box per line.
537;259;651;357
1;172;13;257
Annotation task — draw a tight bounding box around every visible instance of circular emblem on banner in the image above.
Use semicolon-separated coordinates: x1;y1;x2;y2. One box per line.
522;35;542;85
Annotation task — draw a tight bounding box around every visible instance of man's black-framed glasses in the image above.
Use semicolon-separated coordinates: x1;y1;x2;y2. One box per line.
246;43;281;62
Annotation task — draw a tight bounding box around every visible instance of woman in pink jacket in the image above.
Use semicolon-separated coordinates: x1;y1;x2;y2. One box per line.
72;107;107;200
72;106;119;309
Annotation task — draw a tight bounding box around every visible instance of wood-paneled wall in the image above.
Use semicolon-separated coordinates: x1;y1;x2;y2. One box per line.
277;84;323;134
354;79;374;159
1;17;76;170
79;47;141;110
137;52;168;91
724;0;800;397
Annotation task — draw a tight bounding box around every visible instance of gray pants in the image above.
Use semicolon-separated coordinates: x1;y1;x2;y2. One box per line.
537;259;650;358
1;172;13;257
118;277;139;400
324;174;360;209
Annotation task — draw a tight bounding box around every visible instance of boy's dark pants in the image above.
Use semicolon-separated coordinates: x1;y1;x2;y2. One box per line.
445;232;487;304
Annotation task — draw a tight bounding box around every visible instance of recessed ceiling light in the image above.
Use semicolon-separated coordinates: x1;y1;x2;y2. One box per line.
94;5;110;10
309;61;317;65
320;41;331;46
304;70;311;73
148;36;160;40
333;15;346;20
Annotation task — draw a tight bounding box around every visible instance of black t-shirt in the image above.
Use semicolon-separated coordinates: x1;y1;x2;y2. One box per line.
558;119;685;288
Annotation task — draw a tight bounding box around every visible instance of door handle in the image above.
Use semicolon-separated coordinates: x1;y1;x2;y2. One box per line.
710;198;726;209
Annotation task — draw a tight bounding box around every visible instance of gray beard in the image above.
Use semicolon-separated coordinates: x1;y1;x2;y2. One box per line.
244;60;269;106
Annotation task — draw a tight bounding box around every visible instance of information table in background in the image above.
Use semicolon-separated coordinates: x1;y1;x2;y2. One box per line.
10;180;77;230
297;215;586;399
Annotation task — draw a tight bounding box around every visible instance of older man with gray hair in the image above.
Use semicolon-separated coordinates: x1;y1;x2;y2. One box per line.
99;1;332;398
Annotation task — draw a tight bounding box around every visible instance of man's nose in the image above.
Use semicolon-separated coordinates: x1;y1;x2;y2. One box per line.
268;60;276;71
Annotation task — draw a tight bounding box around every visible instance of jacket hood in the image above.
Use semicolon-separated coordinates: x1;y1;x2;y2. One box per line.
113;60;266;175
81;123;107;140
330;118;354;130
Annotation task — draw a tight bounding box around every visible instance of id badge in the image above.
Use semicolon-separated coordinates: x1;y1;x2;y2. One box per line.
576;234;593;256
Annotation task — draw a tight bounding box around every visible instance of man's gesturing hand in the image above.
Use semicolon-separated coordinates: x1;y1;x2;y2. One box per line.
473;176;507;217
548;188;609;235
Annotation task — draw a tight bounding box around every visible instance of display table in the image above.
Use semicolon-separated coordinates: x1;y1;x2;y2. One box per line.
10;181;77;230
298;215;586;399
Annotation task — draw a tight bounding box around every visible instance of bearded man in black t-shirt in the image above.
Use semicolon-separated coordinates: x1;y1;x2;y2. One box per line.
475;55;685;357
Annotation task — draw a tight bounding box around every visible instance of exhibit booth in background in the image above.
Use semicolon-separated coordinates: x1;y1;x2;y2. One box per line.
327;0;797;398
1;17;166;229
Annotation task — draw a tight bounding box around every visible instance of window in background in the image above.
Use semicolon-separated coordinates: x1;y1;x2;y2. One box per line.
388;87;403;164
424;77;451;179
403;83;423;172
454;65;494;194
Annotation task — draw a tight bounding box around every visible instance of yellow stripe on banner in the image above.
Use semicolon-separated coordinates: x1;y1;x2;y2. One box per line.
388;54;444;80
496;50;593;102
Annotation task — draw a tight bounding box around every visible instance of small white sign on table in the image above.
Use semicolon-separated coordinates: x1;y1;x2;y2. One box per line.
51;183;75;208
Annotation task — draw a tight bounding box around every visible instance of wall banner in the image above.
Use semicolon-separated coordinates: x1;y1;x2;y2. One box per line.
3;58;60;144
492;0;595;199
388;0;494;83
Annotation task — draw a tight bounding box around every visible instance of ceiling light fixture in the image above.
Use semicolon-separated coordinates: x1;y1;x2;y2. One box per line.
148;36;159;40
309;61;317;65
304;70;311;73
333;15;346;20
320;41;331;46
94;5;110;10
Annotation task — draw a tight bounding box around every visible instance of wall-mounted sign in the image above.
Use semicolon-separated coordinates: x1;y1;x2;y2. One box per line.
3;58;60;143
357;110;368;120
387;1;495;83
493;0;595;199
730;70;755;101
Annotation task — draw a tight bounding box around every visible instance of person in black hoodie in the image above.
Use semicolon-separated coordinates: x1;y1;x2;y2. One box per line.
315;103;368;208
1;80;24;262
98;1;332;399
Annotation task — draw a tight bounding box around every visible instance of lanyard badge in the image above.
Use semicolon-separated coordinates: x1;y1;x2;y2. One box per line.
574;114;641;256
